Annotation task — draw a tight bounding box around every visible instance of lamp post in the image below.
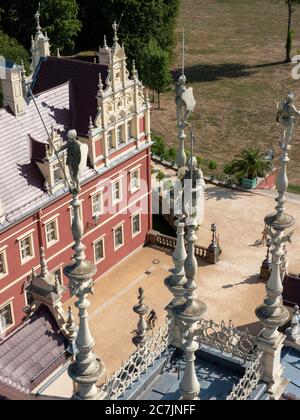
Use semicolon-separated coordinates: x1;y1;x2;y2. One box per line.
133;288;149;346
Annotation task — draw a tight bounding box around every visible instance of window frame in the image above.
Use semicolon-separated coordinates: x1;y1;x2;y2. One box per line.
52;162;64;185
116;124;125;146
45;218;59;248
0;300;15;335
18;232;35;265
130;168;141;194
93;236;106;264
113;223;125;251
0;248;8;279
91;191;104;218
132;212;142;238
112;179;123;205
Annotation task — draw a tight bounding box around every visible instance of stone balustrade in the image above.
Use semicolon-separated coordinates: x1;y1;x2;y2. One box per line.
147;230;219;265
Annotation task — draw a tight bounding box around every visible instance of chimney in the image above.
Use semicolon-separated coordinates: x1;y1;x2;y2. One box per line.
1;63;26;116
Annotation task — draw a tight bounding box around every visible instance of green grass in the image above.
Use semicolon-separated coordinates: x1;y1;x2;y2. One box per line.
150;0;300;186
288;184;300;195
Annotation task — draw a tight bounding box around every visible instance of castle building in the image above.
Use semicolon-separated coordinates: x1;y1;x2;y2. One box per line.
0;14;152;336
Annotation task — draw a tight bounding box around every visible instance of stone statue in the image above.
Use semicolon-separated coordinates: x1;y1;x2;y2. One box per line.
181;156;204;220
175;75;196;129
61;130;81;192
276;91;300;149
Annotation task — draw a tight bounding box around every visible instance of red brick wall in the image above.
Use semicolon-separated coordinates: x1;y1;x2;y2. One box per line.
0;147;152;333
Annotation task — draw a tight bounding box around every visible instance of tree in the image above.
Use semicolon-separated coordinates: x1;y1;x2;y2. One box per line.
77;0;180;63
0;31;30;71
0;31;31;106
277;0;300;62
0;0;81;52
152;134;166;158
140;39;172;109
224;146;272;180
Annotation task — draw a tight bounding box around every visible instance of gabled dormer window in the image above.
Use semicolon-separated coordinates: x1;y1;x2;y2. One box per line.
53;162;63;185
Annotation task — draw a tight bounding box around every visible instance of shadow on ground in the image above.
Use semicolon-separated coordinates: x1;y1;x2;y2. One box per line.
205;186;250;201
222;274;262;289
173;61;285;84
173;63;254;83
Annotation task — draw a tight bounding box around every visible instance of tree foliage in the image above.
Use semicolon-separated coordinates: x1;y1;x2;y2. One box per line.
0;0;81;52
78;0;180;61
0;31;30;71
139;39;172;109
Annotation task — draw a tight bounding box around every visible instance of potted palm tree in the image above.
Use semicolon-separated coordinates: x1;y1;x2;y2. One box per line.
225;146;272;189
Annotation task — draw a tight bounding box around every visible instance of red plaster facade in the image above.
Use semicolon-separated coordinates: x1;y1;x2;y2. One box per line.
0;145;152;333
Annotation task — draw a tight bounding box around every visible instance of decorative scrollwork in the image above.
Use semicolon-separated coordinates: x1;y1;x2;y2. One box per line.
101;321;170;400
227;352;264;400
195;319;256;362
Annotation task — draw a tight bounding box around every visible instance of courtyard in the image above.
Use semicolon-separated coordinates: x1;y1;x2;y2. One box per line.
65;181;300;380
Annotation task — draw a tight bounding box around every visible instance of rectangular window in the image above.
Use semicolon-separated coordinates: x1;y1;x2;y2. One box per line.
131;169;140;193
114;225;124;250
132;213;141;236
117;125;124;145
46;220;58;246
112;180;122;204
92;192;103;217
108;130;114;150
127;120;132;140
53;163;63;184
0;303;14;333
20;235;34;262
0;251;8;278
94;238;105;263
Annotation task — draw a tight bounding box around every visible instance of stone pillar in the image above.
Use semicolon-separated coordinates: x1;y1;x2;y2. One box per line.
64;191;105;400
173;220;207;400
206;223;220;264
177;129;187;170
165;218;187;348
255;128;295;400
133;288;149;346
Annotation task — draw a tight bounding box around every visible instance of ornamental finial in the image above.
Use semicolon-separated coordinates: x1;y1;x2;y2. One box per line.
35;3;42;35
103;35;108;49
112;21;119;46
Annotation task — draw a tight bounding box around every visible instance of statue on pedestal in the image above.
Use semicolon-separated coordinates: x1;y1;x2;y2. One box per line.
176;75;196;129
276;91;300;149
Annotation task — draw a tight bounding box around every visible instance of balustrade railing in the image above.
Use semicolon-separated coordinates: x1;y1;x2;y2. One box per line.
101;321;170;400
196;319;256;363
147;231;214;263
227;352;264;400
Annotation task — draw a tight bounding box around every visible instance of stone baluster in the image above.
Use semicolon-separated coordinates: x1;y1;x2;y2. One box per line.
64;190;105;400
174;220;207;400
165;217;187;348
133;288;149;346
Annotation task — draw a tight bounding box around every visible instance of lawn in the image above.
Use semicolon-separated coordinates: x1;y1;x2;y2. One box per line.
150;0;300;186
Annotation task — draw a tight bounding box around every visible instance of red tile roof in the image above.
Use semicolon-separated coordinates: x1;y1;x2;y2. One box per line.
33;57;109;135
0;306;68;396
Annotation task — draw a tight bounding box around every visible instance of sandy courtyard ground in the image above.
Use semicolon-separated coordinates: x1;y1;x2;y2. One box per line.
61;182;300;383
